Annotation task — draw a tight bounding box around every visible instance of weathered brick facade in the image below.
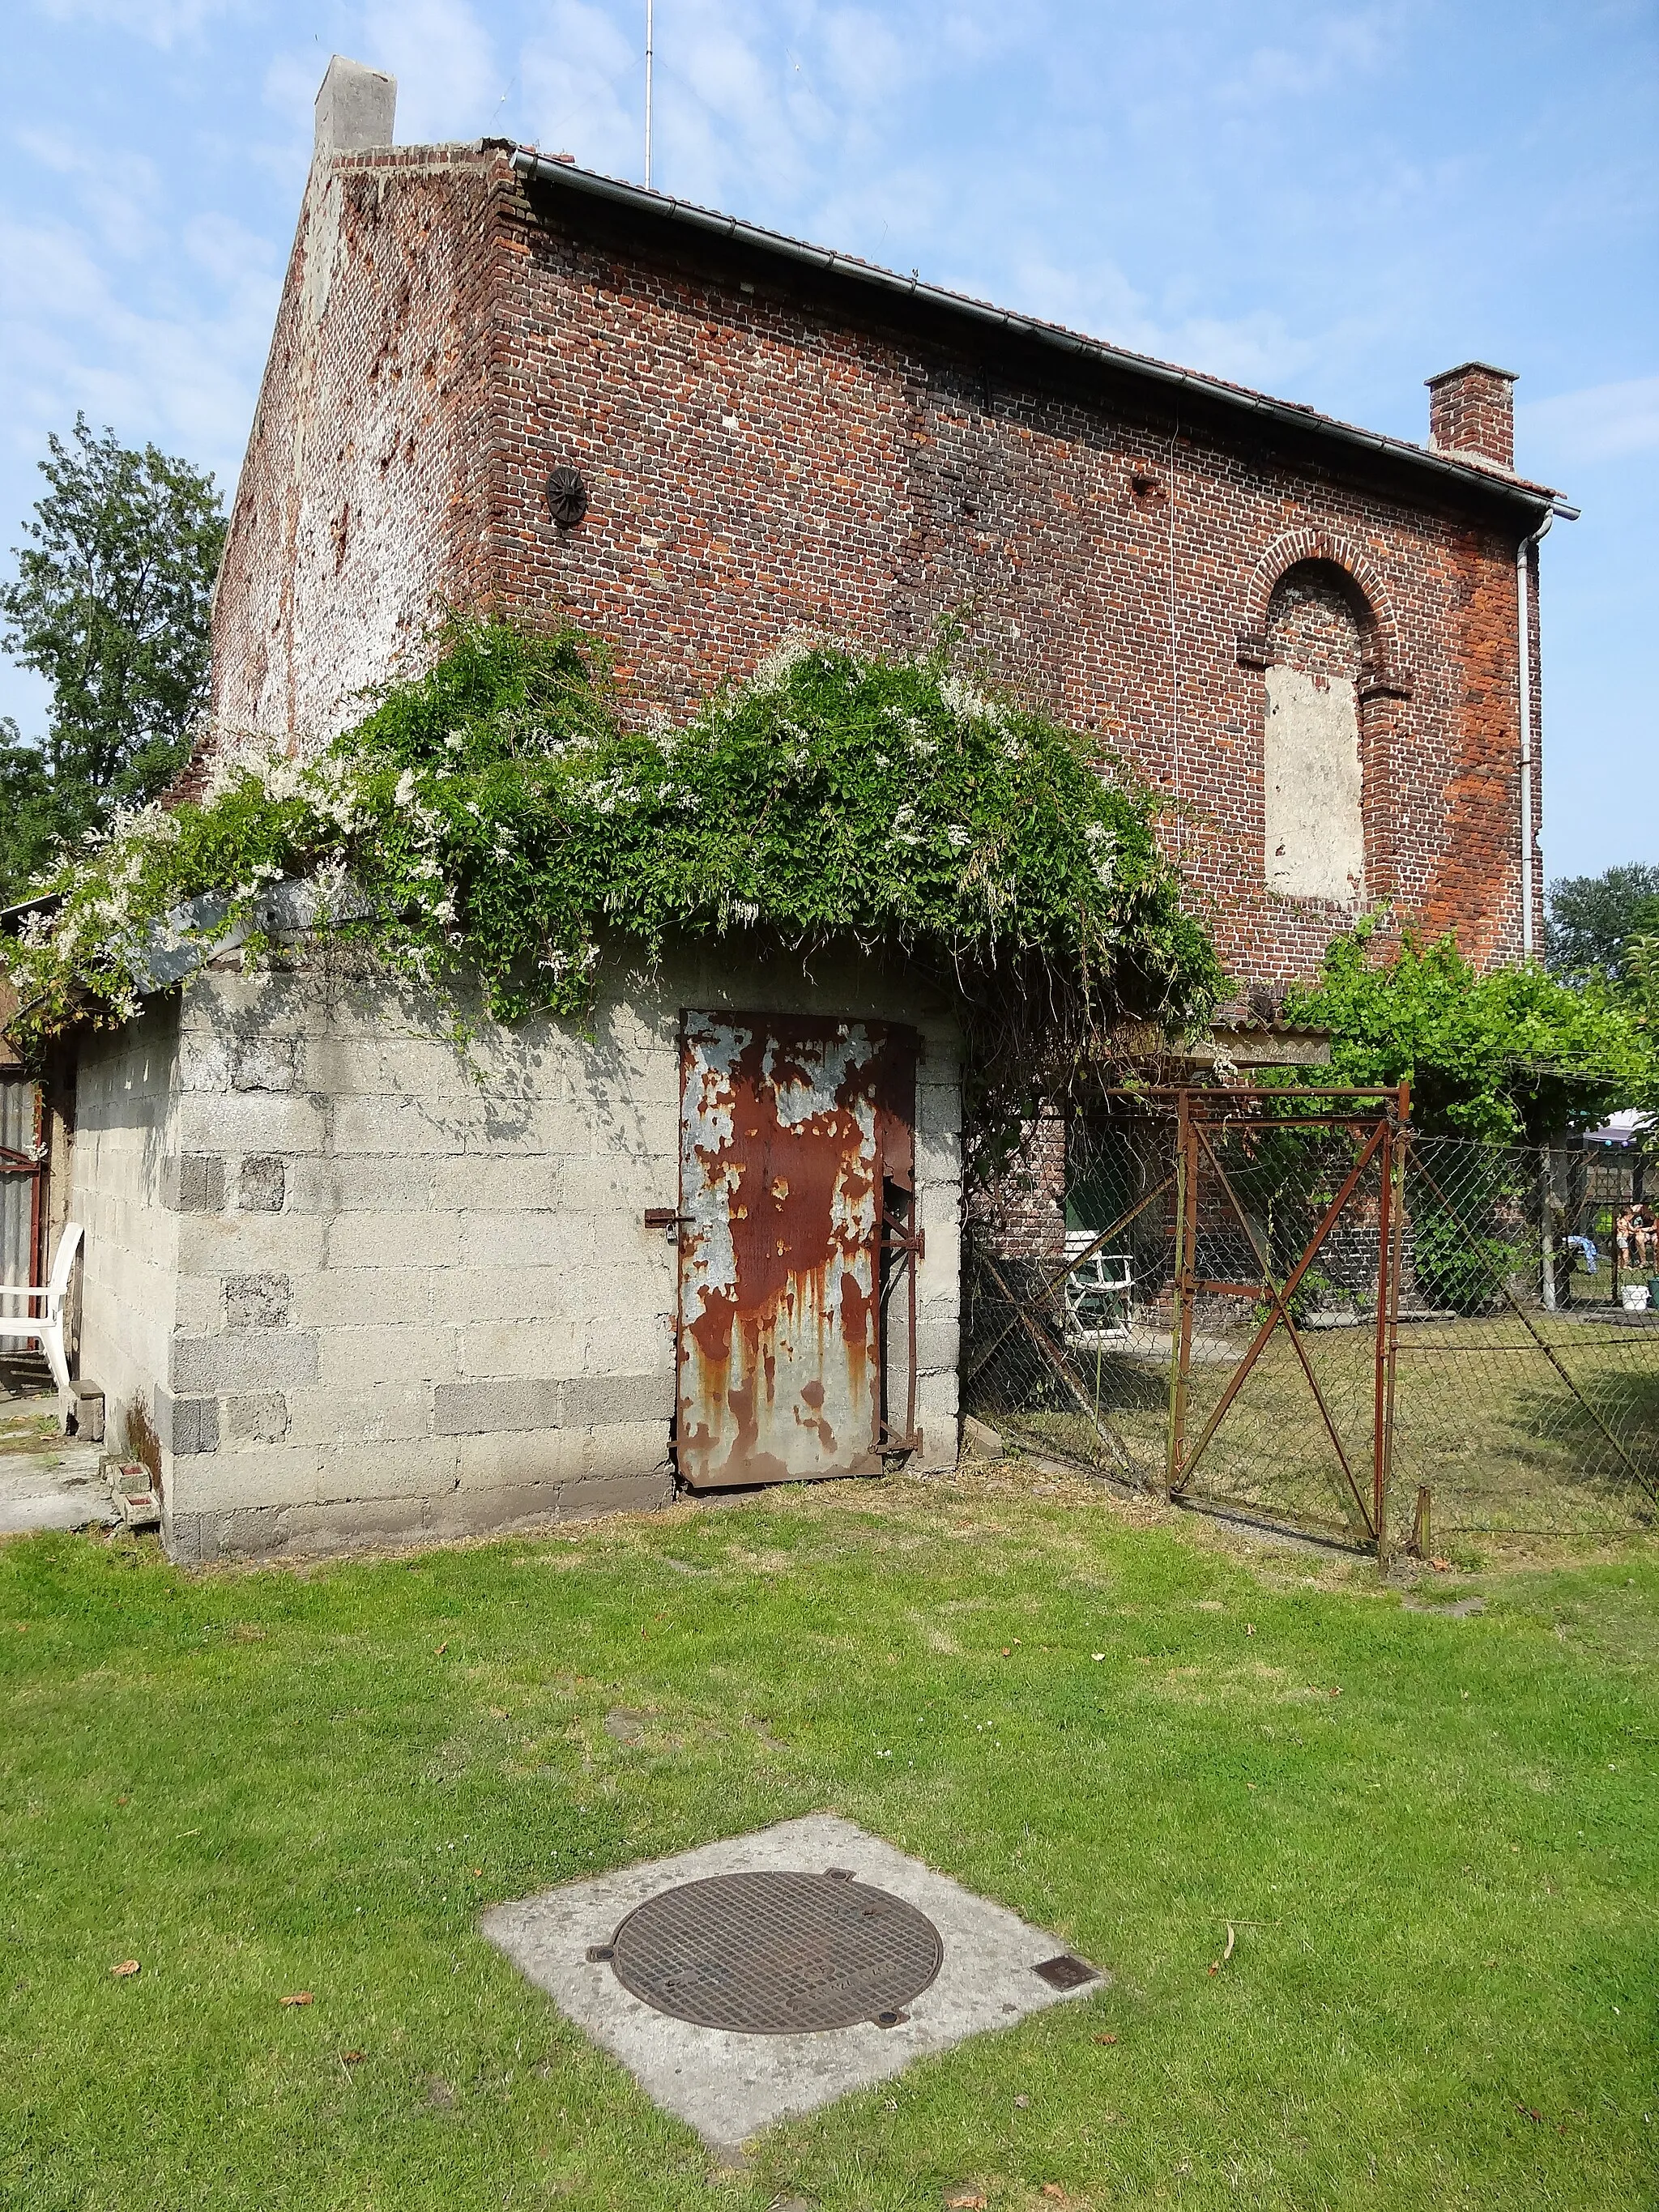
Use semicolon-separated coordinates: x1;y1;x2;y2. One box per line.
211;133;1563;990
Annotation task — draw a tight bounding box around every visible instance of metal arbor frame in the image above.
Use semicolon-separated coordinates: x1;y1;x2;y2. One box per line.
1162;1084;1411;1559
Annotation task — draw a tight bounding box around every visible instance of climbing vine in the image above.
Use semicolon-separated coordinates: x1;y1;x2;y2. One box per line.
0;616;1224;1121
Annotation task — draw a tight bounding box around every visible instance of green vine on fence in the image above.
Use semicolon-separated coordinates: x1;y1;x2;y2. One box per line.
0;617;1224;1119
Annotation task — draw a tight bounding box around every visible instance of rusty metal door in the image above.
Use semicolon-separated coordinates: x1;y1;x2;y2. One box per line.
676;1013;915;1489
0;1080;44;1294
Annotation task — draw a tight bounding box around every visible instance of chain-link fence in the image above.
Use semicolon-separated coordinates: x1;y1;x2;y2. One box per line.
962;1095;1659;1549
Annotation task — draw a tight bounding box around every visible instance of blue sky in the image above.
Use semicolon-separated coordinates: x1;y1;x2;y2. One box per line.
3;0;1656;884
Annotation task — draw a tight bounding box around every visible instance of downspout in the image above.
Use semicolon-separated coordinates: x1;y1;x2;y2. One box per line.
1517;508;1561;960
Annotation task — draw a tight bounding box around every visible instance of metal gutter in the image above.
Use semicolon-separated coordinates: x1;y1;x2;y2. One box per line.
510;148;1568;524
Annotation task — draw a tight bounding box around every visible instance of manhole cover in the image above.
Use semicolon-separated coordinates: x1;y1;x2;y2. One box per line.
606;1869;944;2033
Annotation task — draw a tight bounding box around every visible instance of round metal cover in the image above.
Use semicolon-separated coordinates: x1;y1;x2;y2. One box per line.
607;1869;943;2034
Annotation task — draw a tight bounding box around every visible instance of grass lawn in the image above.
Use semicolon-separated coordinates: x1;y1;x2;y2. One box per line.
2;1469;1656;2210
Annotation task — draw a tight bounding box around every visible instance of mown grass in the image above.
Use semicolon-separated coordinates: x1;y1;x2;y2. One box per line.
2;1471;1657;2210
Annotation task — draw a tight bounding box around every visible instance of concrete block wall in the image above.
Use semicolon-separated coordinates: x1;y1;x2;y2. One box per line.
72;1012;182;1464
76;938;959;1562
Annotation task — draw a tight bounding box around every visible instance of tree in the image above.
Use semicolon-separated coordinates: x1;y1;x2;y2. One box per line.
1545;863;1659;981
0;416;225;901
1280;919;1655;1141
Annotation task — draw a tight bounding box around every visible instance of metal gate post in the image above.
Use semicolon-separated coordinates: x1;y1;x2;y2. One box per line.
1166;1089;1197;1495
1375;1080;1410;1573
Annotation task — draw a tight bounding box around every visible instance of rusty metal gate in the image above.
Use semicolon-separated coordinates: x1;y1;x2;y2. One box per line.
1163;1085;1408;1549
673;1013;919;1490
0;1078;44;1297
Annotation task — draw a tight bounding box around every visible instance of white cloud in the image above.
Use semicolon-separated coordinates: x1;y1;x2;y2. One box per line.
33;0;241;45
0;207;278;493
1520;376;1659;467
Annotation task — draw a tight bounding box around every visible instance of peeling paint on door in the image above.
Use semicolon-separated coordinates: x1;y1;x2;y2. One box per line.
676;1015;913;1489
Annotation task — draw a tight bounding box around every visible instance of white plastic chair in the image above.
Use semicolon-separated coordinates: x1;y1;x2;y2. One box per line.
1063;1228;1133;1345
0;1221;83;1408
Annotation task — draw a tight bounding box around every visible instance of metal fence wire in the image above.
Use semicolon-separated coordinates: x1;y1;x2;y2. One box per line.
962;1093;1659;1549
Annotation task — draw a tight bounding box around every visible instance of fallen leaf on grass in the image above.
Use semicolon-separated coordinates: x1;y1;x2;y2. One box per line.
279;1992;313;2008
434;1641;449;1656
945;2195;986;2209
1013;2093;1030;2109
109;1959;140;1979
340;2049;365;2065
1430;1557;1452;1572
1093;2032;1119;2044
1043;2185;1068;2200
487;1706;509;1718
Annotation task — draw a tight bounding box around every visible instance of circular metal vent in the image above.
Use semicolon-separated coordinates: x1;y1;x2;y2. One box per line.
606;1869;943;2034
545;465;589;527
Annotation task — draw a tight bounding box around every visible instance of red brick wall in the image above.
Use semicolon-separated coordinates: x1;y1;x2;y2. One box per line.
211;147;1545;982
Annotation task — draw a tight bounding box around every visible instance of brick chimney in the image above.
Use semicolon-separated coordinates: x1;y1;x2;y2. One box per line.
1425;361;1518;469
314;55;396;161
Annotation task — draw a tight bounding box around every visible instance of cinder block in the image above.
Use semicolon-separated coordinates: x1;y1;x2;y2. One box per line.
270;1496;434;1557
177;1212;325;1276
175;1093;325;1155
225;1272;291;1329
563;1371;674;1427
454;1428;584;1488
429;1154;565;1212
166;1446;325;1515
429;1482;566;1539
176;1034;233;1093
165;1507;282;1564
325;1210;463;1271
332;1093;467;1155
313;1436;459;1504
579;1312;675;1381
285;1375;433;1445
459;1317;582;1378
558;1157;664;1217
157;1387;220;1456
289;1156;437;1213
915;1320;960;1373
433;1378;564;1435
175;1276;221;1334
296;1267;433;1328
582;1419;673;1481
313;1324;454;1392
557;1472;674;1522
238;1156;287;1212
170;1330;322;1395
441;1266;582;1321
231;1035;303;1092
224;1392;289;1445
160;1154;227;1213
460;1209;592;1272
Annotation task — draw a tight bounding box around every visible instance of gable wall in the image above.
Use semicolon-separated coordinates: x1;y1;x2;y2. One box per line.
209;146;501;755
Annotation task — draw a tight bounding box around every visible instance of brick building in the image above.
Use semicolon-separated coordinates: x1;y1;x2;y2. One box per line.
211;58;1569;983
45;58;1571;1559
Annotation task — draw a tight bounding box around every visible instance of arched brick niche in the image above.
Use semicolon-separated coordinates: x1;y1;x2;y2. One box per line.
1237;539;1412;912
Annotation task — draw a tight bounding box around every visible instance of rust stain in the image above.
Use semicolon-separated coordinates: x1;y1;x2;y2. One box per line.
676;1014;911;1489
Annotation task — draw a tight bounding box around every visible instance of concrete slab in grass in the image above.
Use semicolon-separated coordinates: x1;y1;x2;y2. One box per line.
480;1813;1106;2154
